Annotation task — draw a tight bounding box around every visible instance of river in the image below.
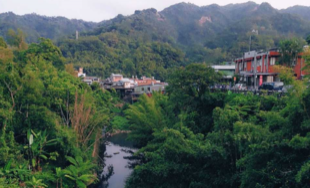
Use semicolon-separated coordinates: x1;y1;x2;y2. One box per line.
98;133;137;188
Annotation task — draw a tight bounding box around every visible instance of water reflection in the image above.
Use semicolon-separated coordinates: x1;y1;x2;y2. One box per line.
99;133;137;188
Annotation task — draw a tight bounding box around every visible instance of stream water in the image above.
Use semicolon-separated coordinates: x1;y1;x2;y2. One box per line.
98;133;137;188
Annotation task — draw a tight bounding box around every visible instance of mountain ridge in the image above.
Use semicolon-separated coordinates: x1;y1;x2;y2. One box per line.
0;11;98;42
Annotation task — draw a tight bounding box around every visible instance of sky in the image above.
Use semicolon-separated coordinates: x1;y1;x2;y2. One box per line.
0;0;310;22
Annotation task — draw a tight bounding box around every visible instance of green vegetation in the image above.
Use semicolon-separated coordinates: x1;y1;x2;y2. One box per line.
278;38;305;66
2;2;310;187
58;33;185;80
124;63;310;188
0;12;97;43
0;35;117;187
54;2;310;78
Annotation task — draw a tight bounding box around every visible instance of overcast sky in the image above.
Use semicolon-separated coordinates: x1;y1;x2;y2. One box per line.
0;0;310;22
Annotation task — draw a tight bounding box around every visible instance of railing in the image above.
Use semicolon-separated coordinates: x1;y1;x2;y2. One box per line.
210;88;286;97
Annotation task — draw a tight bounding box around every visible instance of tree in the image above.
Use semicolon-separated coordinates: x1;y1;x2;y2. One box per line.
25;38;65;70
0;38;13;64
0;34;114;188
6;29;28;50
0;37;7;48
166;63;223;133
306;35;310;45
65;64;77;77
279;39;303;67
125;92;171;147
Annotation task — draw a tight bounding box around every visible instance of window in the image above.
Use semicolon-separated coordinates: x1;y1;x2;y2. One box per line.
270;57;276;65
148;87;151;91
267;76;274;82
142;87;144;91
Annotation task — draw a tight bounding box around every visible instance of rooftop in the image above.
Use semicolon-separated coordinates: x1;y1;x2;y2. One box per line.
211;65;235;70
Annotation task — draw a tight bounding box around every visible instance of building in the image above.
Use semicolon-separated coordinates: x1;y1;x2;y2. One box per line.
234;49;306;88
110;74;123;82
103;73;168;100
134;82;167;95
77;67;101;86
78;67;86;77
83;76;100;86
211;65;235;82
112;78;136;89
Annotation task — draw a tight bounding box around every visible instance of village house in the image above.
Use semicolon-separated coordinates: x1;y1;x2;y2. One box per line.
77;67;101;86
102;73;168;99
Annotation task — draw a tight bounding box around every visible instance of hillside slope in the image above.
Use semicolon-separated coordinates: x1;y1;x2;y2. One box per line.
0;12;98;42
281;5;310;21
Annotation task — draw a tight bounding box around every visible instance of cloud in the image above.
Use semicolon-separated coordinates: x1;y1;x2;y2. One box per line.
0;0;310;22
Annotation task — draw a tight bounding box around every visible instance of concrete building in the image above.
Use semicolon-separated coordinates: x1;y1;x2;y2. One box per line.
103;73;168;100
110;74;123;82
234;49;306;89
133;82;167;95
83;76;100;86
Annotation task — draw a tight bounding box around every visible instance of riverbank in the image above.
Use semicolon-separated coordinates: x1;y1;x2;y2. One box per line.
108;129;131;137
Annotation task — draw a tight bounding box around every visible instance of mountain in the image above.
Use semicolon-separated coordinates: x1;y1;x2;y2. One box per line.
1;2;310;79
0;12;98;42
281;5;310;21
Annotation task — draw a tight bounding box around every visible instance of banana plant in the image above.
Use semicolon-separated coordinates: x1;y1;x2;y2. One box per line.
24;129;59;172
25;176;47;188
62;156;97;188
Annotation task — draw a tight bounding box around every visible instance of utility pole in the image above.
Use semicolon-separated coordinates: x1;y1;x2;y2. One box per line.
76;30;79;40
249;35;252;52
254;51;257;91
249;30;258;52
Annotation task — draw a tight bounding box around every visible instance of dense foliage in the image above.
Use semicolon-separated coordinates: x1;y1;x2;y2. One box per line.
0;35;117;187
0;12;97;43
2;2;310;187
125;62;310;188
58;33;185;80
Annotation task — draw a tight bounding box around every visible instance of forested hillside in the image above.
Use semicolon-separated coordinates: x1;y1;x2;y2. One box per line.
281;5;310;21
0;12;97;43
56;2;310;79
2;2;310;79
